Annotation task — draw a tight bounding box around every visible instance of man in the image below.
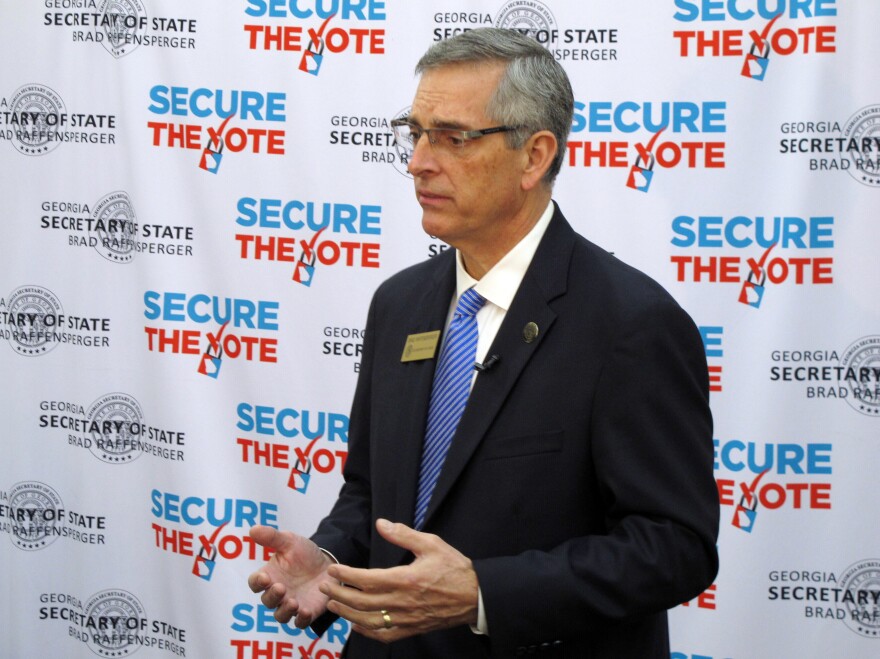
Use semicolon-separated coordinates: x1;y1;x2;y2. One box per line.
248;27;719;658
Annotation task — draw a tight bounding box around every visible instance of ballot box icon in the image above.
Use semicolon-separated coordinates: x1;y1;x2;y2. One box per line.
199;141;224;174
288;458;313;493
742;41;771;80
626;153;655;192
733;493;759;533
741;14;781;81
738;268;767;308
198;344;223;379
299;37;325;76
192;544;218;580
292;245;317;286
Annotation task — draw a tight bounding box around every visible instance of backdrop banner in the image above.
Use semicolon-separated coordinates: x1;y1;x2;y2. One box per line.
1;2;878;657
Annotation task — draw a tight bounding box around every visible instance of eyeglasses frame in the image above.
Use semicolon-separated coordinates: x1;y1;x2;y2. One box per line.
390;118;522;151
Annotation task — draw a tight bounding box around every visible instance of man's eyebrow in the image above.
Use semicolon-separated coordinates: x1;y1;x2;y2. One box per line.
405;115;468;130
431;118;468;130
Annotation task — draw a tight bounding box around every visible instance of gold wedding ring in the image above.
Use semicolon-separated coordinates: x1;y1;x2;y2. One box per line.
380;609;393;629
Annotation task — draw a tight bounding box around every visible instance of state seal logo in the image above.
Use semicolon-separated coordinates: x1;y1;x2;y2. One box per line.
840;559;880;638
840;335;880;416
87;393;145;463
98;0;148;58
4;285;64;356
8;481;64;551
9;84;66;156
91;191;137;263
842;105;880;187
389;106;413;179
83;589;146;656
495;0;558;47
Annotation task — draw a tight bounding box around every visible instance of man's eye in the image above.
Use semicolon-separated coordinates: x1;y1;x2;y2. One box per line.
408;129;422;144
436;130;464;148
446;132;465;147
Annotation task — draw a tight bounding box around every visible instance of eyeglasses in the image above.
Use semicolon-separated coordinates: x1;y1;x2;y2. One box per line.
390;118;520;152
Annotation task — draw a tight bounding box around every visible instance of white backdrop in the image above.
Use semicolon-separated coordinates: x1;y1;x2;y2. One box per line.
2;1;878;657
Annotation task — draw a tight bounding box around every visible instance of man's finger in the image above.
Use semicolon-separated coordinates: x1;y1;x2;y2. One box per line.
329;603;421;644
373;518;435;556
293;608;315;629
326;561;406;591
320;577;393;612
247;569;270;593
260;583;287;609
273;595;299;624
249;525;287;550
326;598;395;632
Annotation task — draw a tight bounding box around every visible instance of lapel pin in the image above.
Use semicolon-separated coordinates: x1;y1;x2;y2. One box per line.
523;322;539;343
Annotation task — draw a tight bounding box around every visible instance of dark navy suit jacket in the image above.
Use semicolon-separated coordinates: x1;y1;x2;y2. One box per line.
311;205;719;658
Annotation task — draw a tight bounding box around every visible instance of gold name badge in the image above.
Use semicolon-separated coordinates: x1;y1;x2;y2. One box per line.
401;330;441;362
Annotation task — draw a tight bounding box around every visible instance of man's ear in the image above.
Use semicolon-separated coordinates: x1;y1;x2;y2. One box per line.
520;130;557;191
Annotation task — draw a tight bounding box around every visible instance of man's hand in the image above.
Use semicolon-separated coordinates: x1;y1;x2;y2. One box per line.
247;526;335;628
319;518;479;643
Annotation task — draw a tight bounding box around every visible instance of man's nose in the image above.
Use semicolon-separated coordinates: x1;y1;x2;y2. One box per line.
406;133;438;176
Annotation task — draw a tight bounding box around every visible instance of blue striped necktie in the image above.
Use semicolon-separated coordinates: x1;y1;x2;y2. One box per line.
414;287;486;530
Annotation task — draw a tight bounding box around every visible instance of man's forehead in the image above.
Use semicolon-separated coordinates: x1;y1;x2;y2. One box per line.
415;59;505;90
410;61;504;126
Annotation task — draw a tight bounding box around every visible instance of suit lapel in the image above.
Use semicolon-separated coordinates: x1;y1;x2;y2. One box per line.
419;208;576;530
388;253;456;529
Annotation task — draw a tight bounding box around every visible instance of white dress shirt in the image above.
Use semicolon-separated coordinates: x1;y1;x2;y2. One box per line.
448;201;555;387
443;201;554;635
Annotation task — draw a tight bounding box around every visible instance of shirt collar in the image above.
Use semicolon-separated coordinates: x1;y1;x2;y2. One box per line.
454;201;554;310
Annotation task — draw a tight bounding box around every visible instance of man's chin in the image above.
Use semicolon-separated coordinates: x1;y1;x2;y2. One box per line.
421;213;448;242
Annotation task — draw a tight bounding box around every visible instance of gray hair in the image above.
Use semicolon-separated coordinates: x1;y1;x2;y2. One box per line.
415;27;574;185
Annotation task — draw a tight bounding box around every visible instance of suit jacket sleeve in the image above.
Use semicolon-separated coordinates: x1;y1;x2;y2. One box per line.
309;293;379;569
473;288;719;651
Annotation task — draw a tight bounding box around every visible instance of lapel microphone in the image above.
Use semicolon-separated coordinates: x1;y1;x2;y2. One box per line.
474;354;500;372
